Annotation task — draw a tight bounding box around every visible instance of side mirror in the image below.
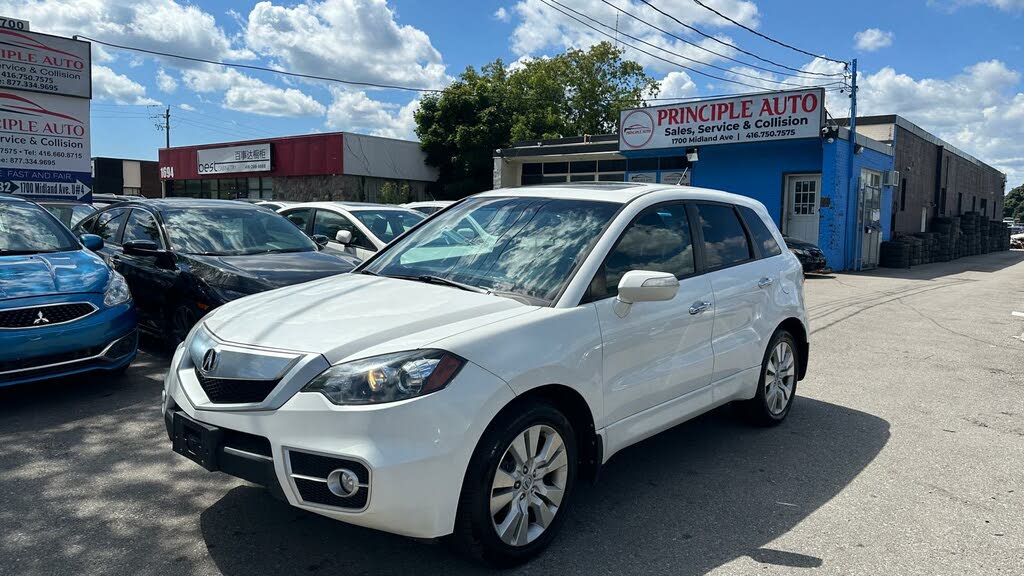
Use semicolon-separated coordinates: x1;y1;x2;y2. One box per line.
123;239;160;257
80;234;104;251
311;234;329;248
335;229;353;245
616;270;679;304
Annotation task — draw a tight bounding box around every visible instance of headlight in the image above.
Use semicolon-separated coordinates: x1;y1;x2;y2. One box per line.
103;270;132;307
303;349;466;405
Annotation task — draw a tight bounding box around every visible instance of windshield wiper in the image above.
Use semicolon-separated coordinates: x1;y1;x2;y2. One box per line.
390;274;491;294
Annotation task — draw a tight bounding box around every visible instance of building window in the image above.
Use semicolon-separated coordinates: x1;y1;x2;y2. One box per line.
627;157;658;172
659;156;687;170
522;163;542;175
971;196;976;212
900;179;907;211
522;174;542;186
980;198;987;216
598;173;625;182
793;180;817;215
569;160;597;173
940;187;947;215
543;162;568;175
957;192;963;215
541;175;568;184
598;159;626;172
570;174;596;182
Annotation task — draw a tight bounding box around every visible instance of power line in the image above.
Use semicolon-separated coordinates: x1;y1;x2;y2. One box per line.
598;0;843;79
685;0;847;64
634;0;847;76
74;35;446;94
538;0;837;92
645;85;844;103
547;0;811;87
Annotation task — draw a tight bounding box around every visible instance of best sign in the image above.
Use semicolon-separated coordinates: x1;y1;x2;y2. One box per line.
619;88;825;151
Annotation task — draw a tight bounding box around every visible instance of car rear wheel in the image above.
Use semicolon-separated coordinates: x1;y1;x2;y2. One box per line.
743;330;798;426
451;401;577;567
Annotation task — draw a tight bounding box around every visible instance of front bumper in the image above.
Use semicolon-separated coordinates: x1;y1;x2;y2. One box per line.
0;297;137;387
163;339;516;538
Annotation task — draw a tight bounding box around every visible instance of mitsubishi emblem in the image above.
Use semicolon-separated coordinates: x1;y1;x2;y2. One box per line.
201;348;219;373
32;311;50;325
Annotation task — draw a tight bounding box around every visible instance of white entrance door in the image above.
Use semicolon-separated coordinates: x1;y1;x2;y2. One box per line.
785;174;822;244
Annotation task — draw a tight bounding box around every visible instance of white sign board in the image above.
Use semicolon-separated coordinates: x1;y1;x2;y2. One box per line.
0;29;91;98
0;89;91;200
0;16;29;31
619;88;825;151
197;143;272;175
659;170;691;185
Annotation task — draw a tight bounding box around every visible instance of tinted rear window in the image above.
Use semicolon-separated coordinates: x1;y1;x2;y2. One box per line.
738;206;782;257
694;203;752;269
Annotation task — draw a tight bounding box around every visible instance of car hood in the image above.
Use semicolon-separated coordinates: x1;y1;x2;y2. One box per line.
0;250;109;300
203;273;538;364
184;250;359;292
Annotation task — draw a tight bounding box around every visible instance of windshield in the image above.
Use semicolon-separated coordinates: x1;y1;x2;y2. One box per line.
43;203;97;228
352;210;424;244
162;207;318;256
0;201;80;254
364;197;619;304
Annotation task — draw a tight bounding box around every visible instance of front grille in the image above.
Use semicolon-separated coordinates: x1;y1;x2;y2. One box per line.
0;303;95;329
194;369;280;404
288;450;371;510
0;345;104;375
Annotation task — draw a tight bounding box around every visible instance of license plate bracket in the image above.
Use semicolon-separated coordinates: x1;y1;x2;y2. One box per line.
172;411;222;471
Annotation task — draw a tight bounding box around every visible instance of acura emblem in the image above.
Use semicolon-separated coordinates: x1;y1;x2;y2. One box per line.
32;311;50;325
201;349;219;373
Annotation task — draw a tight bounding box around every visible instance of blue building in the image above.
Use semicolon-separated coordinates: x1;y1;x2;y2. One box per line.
494;89;895;271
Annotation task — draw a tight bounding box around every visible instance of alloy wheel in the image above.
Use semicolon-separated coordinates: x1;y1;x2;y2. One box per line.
765;341;796;416
489;424;569;547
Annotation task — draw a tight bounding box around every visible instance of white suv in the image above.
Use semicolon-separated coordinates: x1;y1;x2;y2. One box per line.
163;183;808;566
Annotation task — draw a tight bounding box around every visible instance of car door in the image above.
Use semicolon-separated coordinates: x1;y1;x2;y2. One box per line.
116;208;178;330
693;202;771;389
281;207;313;234
314;209;377;261
589;202;716;426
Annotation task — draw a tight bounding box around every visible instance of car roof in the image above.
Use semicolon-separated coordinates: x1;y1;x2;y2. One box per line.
0;193;32;204
283;201;421;213
403;201;452;207
475;182;769;210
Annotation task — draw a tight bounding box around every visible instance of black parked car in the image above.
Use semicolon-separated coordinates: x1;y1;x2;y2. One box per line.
783;236;829;273
73;199;359;343
37;200;96;228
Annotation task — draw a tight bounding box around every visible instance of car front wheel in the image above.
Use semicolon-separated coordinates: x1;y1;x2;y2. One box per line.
451;401;577;567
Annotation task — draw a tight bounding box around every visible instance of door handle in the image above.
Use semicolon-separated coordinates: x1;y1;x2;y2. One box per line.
757;277;775;289
689;301;711;315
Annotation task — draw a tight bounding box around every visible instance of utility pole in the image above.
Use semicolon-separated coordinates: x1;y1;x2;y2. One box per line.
847;58;859;269
164;106;170;149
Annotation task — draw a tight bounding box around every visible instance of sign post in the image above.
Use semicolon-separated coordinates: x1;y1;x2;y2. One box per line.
0;27;92;202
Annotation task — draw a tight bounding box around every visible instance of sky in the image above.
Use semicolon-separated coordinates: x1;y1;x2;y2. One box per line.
6;0;1024;188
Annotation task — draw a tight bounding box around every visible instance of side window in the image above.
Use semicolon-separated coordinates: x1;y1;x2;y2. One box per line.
694;203;753;269
738;206;782;257
592;203;694;299
94;208;128;245
74;213;97;234
313;209;354;241
283;208;312;231
122;210;164;247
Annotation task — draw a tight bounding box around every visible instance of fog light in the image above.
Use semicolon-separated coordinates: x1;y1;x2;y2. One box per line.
104;332;137;360
326;468;360;498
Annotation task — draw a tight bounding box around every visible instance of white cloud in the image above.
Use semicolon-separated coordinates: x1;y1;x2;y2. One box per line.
932;0;1024;11
244;0;449;89
3;0;250;61
854;28;893;52
823;60;1023;187
182;66;325;117
509;0;758;66
155;69;177;93
178;103;195;111
92;65;160;105
495;7;511;22
651;71;697;100
325;88;419;140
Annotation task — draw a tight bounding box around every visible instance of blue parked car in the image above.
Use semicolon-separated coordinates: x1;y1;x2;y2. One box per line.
0;194;138;387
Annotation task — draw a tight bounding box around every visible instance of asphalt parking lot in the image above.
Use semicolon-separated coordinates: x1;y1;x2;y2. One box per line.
2;252;1022;576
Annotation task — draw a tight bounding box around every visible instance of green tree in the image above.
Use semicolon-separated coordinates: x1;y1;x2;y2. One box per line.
379;181;411;204
415;42;657;198
1004;184;1024;222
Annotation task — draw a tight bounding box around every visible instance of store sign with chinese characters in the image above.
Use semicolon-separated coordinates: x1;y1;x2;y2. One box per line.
197;143;272;175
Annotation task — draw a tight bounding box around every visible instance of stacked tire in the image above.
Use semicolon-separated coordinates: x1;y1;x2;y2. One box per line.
899;235;924;266
929;216;958;262
961;212;981;256
880;240;910;268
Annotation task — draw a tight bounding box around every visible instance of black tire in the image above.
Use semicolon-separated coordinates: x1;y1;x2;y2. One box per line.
168;304;200;345
450;400;577;567
742;330;799;426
